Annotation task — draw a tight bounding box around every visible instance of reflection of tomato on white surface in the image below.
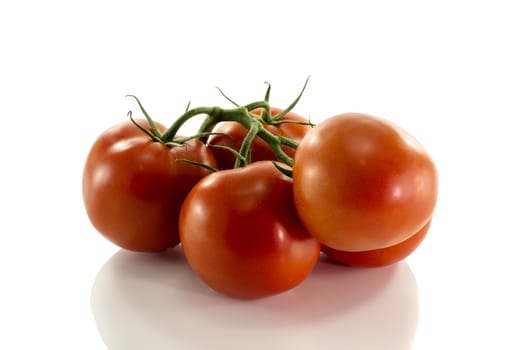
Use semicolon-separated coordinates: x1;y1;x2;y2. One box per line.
91;247;419;350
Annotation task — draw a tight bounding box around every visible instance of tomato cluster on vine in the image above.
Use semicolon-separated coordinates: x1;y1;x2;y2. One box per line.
82;79;438;299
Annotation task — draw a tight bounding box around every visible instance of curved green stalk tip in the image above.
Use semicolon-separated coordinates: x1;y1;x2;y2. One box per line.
175;158;218;173
216;86;240;107
308;115;316;128
126;94;162;138
128;110;162;142
271;119;315;127
272;162;293;178
263;81;272;103
272;76;311;122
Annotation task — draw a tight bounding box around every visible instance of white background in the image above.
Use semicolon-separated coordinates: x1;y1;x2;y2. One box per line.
1;0;523;349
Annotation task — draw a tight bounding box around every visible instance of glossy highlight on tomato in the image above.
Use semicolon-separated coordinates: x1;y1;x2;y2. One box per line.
293;113;438;252
179;161;320;299
82;118;217;252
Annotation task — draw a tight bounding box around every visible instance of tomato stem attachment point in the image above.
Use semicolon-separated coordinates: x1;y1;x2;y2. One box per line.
127;111;163;143
161;106;217;143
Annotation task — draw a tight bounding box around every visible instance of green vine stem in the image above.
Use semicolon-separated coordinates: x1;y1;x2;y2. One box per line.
128;78;310;168
161;106;218;142
235;121;260;168
206;105;294;166
270;76;309;122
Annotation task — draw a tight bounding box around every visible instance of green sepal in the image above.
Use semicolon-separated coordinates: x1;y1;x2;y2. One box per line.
272;161;293;178
126;95;162;137
175;158;218;173
272;76;310;122
208;144;247;164
128;111;163;143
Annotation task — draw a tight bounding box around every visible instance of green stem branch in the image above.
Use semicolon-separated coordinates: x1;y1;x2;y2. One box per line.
161;107;217;142
235;121;260;168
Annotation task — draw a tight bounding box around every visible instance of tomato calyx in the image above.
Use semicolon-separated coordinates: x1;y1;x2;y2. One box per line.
214;77;313;128
126;95;221;172
126;95;164;144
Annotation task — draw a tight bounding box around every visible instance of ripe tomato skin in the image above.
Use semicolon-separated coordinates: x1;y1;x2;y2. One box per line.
179;161;320;299
322;219;431;267
82;118;217;252
207;107;311;169
293;113;438;252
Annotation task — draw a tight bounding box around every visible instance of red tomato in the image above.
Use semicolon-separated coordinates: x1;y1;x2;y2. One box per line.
82;118;217;252
179;161;320;299
322;219;431;267
207;107;311;169
293;113;438;252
